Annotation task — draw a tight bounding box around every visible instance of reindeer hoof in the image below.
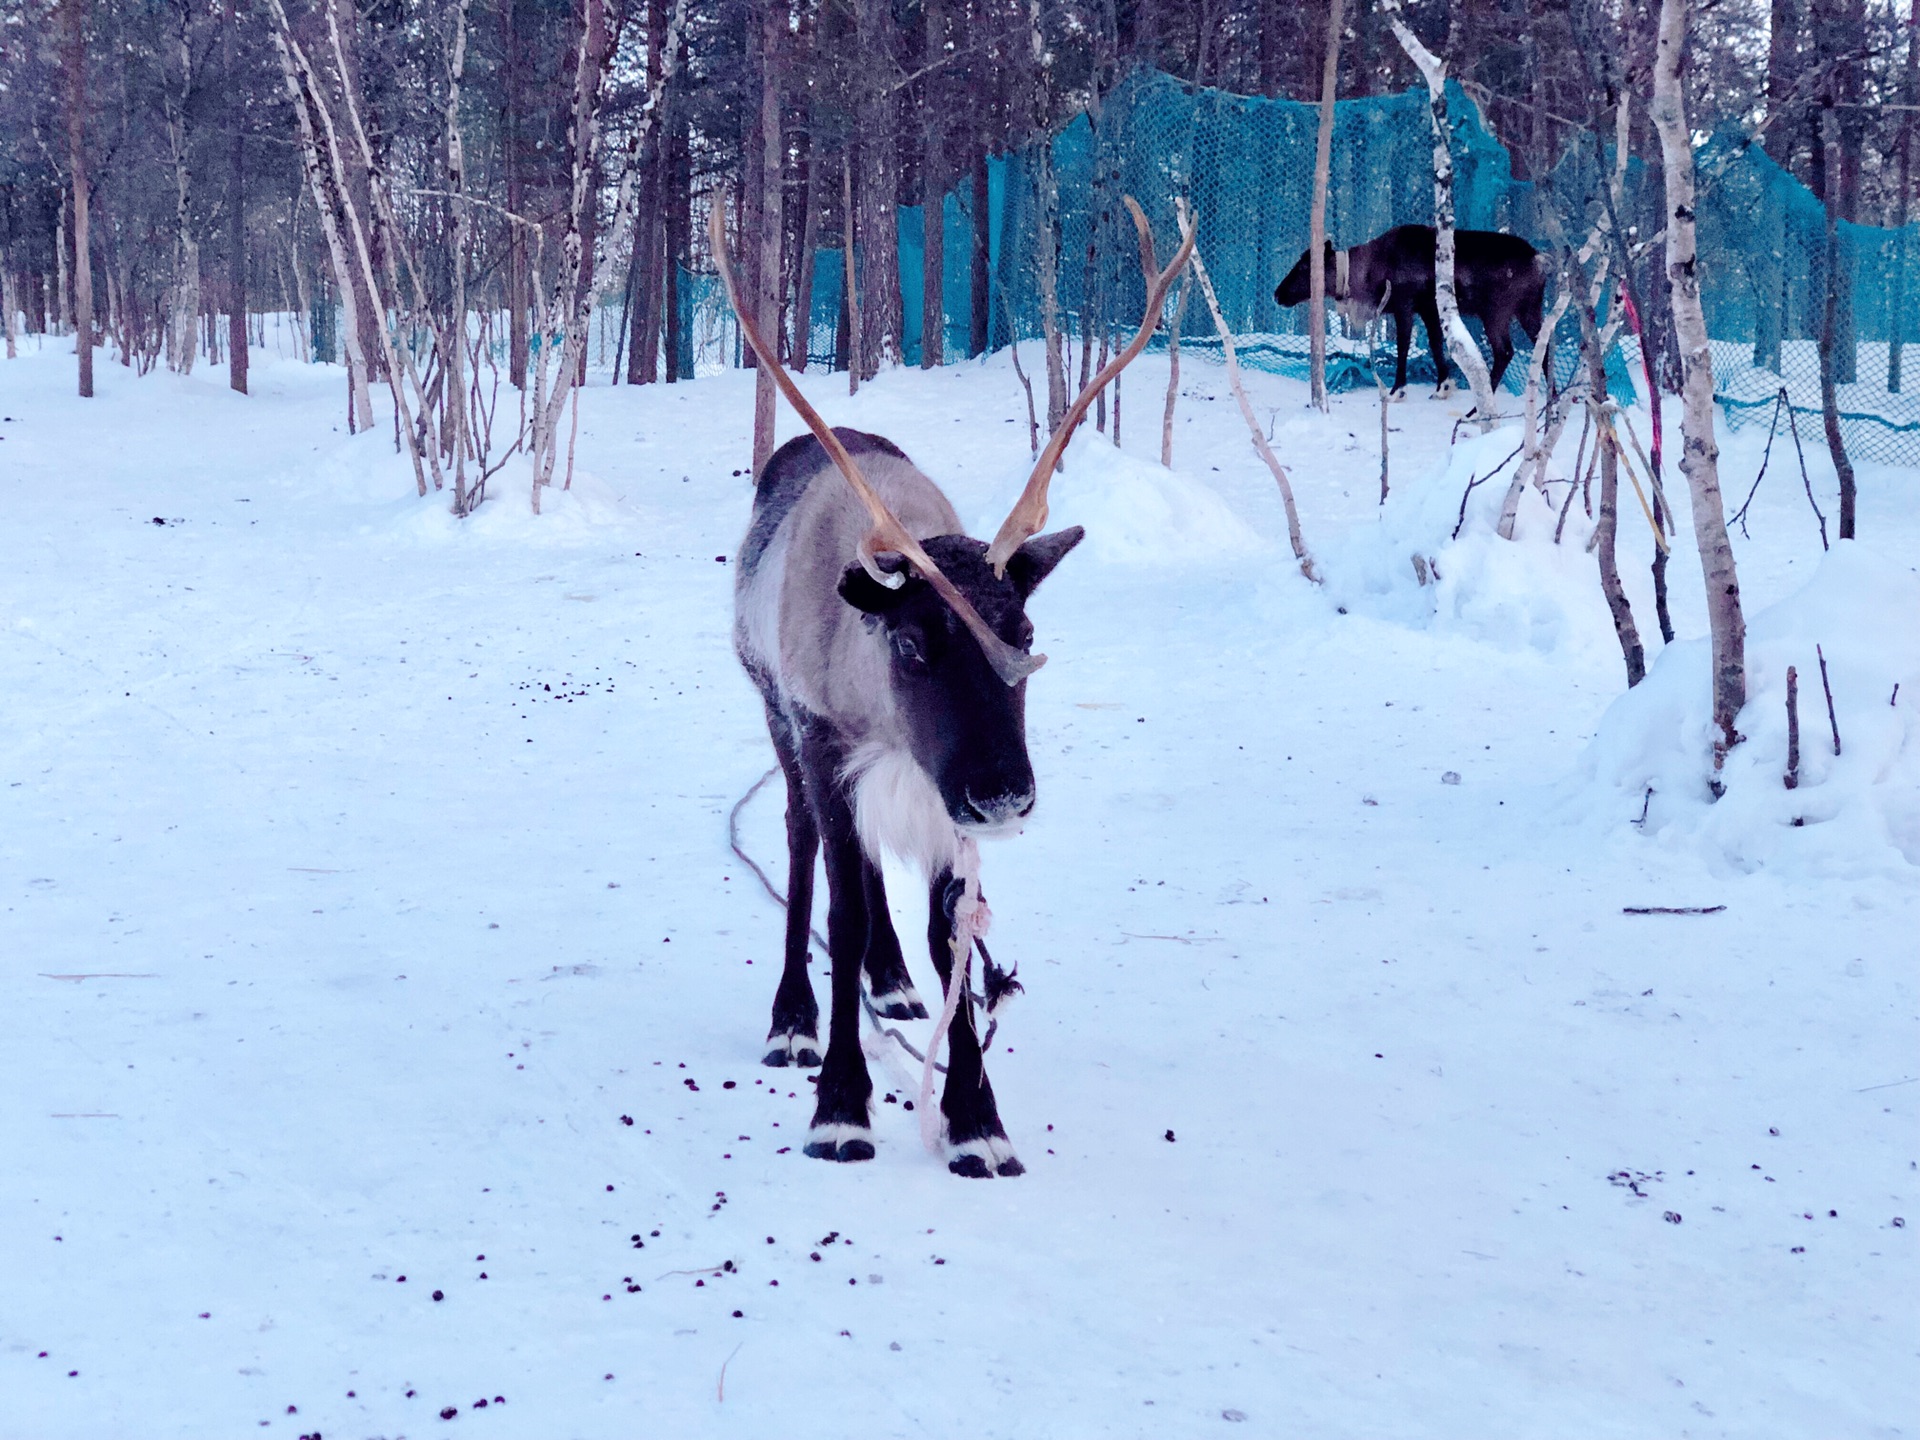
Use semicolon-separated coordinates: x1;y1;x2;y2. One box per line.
762;1030;822;1068
944;1132;1022;1178
1433;380;1456;399
1389;386;1408;402
803;1123;875;1163
869;984;929;1021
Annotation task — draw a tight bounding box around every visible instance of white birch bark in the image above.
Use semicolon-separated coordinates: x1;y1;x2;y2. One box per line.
165;17;199;376
1180;201;1317;582
1652;0;1746;771
445;0;471;513
267;8;373;431
1307;0;1346;412
528;0;687;507
1385;8;1496;427
1027;0;1066;429
1496;285;1573;538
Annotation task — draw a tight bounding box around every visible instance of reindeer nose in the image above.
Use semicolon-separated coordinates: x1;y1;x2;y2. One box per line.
963;788;1035;825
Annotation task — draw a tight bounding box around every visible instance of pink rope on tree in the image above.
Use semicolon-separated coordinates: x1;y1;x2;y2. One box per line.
918;835;990;1154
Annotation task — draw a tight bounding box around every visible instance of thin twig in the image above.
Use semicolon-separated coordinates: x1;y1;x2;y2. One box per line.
1730;388;1787;539
1452;442;1525;540
717;1342;744;1402
1622;905;1726;915
1782;401;1830;551
1816;644;1841;756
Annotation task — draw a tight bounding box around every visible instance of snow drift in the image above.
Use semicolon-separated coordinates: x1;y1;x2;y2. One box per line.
1568;542;1920;876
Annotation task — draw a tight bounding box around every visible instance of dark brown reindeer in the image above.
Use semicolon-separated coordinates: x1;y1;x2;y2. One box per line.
715;198;1194;1176
1275;224;1548;397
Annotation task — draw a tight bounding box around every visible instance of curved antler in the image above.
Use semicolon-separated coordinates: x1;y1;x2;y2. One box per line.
984;196;1197;575
707;197;1043;685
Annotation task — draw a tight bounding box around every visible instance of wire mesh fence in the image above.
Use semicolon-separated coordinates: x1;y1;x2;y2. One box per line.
687;66;1917;468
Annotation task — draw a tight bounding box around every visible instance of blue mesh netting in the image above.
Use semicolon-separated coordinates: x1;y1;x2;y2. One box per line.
730;67;1914;465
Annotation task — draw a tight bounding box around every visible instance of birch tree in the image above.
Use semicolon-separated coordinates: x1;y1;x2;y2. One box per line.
1652;0;1746;775
1307;0;1345;412
63;0;92;398
1384;3;1496;428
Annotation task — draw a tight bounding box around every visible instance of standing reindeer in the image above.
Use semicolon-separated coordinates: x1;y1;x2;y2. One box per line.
714;199;1194;1176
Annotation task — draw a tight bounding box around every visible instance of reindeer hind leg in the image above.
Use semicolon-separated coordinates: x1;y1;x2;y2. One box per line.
762;705;822;1068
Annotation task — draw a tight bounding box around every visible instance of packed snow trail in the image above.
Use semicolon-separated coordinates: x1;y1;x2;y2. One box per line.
2;344;1912;1438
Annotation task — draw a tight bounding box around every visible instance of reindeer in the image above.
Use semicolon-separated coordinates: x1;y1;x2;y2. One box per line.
714;198;1194;1176
1274;224;1549;397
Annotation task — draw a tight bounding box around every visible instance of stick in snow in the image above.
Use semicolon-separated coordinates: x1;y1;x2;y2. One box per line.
1622;905;1726;915
1784;664;1800;790
1815;644;1842;756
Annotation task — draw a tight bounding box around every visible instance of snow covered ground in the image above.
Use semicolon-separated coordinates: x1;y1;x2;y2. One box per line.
2;336;1914;1439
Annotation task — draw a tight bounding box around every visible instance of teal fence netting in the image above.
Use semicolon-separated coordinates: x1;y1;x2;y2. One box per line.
735;67;1916;467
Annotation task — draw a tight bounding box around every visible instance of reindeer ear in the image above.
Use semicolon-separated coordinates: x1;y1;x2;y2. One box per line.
838;555;918;614
1007;526;1085;597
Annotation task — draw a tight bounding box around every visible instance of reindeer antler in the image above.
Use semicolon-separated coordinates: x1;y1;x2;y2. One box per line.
707;197;1043;685
984;196;1197;575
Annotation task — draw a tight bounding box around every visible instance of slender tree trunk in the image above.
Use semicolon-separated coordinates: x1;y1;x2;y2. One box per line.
1387;14;1495;424
969;149;990;358
165;7;199;376
1818;112;1857;538
843;147;861;392
64;0;92;398
1653;0;1746;772
1763;0;1798;166
1890;0;1917;392
271;16;369;427
1307;0;1345;412
792;130;819;372
665;87;687;382
1026;0;1066;428
57;203;70;335
856;0;903;377
920;0;945;369
445;0;471;512
1161;271;1190;467
1185;205;1316;581
752;0;782;472
502;0;527;388
627;0;665;386
226;0;248;395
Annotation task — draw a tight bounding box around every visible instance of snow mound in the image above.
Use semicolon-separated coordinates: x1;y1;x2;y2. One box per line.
1320;421;1623;658
969;427;1265;566
1566;542;1920;876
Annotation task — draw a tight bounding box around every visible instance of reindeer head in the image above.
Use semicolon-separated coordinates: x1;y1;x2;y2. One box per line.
1277;241;1385;333
1274;241;1339;308
840;529;1083;828
710;194;1189;827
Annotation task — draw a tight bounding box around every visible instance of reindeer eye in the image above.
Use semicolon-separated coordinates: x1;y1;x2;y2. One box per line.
892;632;926;667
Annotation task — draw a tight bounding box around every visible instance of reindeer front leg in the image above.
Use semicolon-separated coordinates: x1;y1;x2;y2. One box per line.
927;869;1023;1178
861;857;929;1020
799;734;876;1162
